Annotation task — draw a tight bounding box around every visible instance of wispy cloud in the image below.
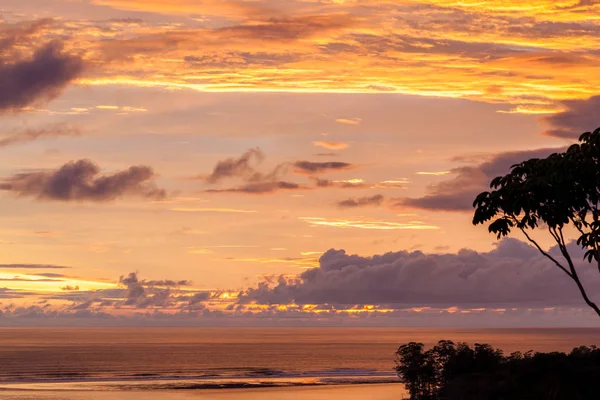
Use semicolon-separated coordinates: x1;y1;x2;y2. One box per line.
416;171;451;176
312;141;350;150
172;208;257;213
300;217;438;230
337;194;384;208
0;123;81;148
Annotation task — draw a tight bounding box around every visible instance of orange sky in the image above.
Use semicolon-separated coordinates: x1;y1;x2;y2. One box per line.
0;0;599;325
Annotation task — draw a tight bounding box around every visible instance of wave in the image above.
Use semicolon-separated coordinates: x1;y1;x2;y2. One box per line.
0;369;400;391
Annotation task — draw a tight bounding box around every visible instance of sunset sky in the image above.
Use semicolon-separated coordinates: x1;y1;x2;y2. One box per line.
1;0;600;326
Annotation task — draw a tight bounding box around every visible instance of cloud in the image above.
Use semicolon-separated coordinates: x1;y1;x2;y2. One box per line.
311;178;368;189
337;194;384;208
239;238;600;309
172;208;257;213
61;285;80;291
312;141;350;150
204;148;265;184
143;279;192;287
116;272;209;309
397;148;564;211
0;123;81;148
300;217;438;230
217;14;357;41
201;150;354;194
206;181;305;194
335;118;362;125
293;161;353;175
542;96;600;138
0;264;71;269
0;41;84;112
0;159;166;202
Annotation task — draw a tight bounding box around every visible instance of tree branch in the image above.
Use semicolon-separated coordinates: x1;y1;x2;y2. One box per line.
555;226;600;318
518;227;572;278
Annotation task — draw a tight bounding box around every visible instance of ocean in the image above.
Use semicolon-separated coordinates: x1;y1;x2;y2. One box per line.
0;327;598;398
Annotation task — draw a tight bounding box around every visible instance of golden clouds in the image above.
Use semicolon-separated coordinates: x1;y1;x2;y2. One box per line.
7;0;600;111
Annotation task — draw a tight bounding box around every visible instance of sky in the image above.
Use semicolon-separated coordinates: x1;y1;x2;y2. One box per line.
0;0;600;326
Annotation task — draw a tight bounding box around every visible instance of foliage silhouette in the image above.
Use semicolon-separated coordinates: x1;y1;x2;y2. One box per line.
473;127;600;316
395;340;600;400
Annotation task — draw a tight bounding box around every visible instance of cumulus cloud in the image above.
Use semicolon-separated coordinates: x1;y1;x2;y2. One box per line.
0;159;166;202
396;148;564;211
542;96;600;138
239;239;600;308
117;272;207;309
0;40;84;112
337;194;384;208
293;161;353;174
0;123;81;148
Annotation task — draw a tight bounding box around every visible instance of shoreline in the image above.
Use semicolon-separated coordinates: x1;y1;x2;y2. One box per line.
0;383;408;400
0;375;402;392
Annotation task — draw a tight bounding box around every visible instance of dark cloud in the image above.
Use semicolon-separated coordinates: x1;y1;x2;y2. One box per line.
202;149;307;194
239;239;600;308
202;150;356;194
0;288;37;299
119;272;146;306
61;285;80;291
0;41;84;112
0;123;81;148
206;180;304;194
396;148;563;211
541;96;600;138
0;264;70;269
0;159;166;202
293;161;353;174
337;194;384;208
204;148;265;183
118;272;202;309
188;292;211;305
37;273;67;278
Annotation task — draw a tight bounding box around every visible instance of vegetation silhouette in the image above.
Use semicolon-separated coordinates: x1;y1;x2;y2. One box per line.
473;127;600;316
395;340;600;400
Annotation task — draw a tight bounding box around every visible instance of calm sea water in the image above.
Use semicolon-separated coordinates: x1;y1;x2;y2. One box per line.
0;327;598;391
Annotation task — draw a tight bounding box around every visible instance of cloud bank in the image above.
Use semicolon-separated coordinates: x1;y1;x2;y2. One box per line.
239;239;600;309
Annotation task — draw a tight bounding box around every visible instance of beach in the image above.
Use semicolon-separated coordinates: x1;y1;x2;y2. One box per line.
0;384;405;400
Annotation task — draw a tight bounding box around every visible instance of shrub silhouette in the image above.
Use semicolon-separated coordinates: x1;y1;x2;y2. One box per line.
395;340;600;400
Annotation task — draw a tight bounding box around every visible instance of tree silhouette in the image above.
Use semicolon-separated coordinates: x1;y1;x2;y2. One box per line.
395;340;600;399
473;127;600;317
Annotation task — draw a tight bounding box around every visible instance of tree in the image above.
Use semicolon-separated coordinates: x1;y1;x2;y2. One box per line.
473;127;600;317
395;342;437;400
